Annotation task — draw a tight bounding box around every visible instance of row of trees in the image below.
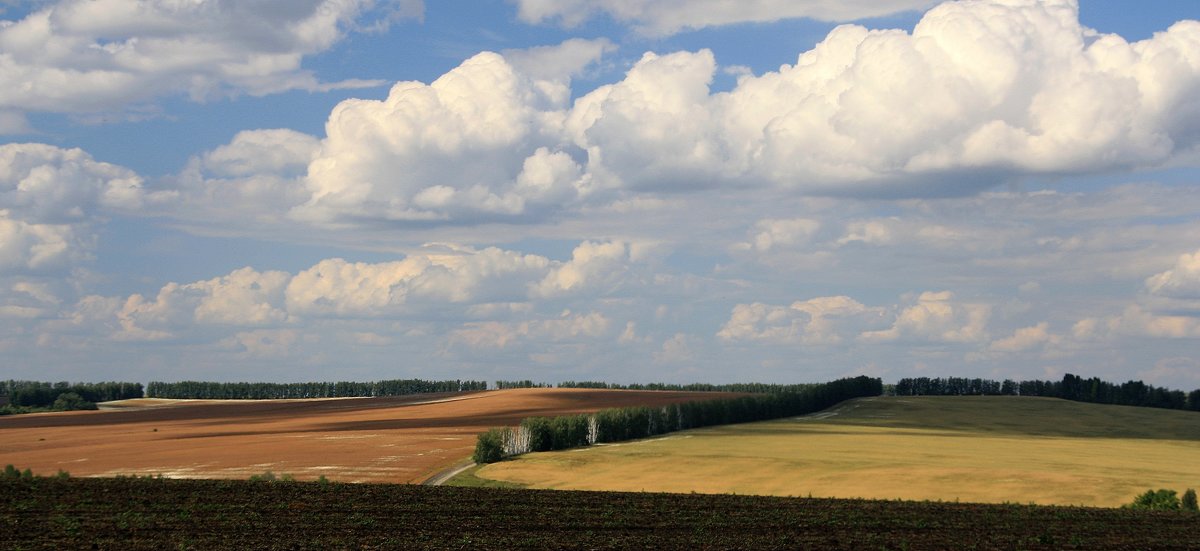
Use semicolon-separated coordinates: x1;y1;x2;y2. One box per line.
1126;489;1199;511
145;379;486;400
495;380;823;393
556;381;818;393
893;374;1200;412
1;380;144;409
494;380;551;389
474;376;883;463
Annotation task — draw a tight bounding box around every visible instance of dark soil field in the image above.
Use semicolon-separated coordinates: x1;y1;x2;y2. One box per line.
3;477;1197;550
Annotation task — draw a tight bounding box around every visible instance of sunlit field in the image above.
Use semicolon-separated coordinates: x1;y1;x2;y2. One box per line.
467;396;1200;507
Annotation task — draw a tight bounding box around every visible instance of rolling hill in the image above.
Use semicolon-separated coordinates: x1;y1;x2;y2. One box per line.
464;396;1200;506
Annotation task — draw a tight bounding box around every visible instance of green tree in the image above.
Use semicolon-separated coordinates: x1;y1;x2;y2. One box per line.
1182;489;1198;512
472;428;506;464
52;392;97;411
1126;489;1180;510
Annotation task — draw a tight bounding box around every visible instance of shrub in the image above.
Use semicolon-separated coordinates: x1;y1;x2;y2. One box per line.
248;471;292;482
52;392;97;411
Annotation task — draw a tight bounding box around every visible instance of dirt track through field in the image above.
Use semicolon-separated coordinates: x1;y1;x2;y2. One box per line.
0;389;731;483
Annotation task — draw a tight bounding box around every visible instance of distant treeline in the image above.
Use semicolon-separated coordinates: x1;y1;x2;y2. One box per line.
557;381;818;393
474;376;882;463
145;379;487;400
494;380;552;389
894;374;1200;412
1;380;144;410
495;380;822;393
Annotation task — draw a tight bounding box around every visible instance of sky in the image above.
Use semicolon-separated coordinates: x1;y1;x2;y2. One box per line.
2;0;1200;388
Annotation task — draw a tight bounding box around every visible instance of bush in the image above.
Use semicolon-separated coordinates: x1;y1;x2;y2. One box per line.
52;392;97;411
1126;489;1181;511
473;428;507;464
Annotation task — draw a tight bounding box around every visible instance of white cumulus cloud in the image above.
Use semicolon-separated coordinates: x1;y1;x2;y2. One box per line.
157;0;1200;233
449;310;611;349
285;244;551;317
1145;249;1200;300
0;143;145;273
292;50;591;225
512;0;935;36
0;0;417;114
860;291;990;343
718;296;884;344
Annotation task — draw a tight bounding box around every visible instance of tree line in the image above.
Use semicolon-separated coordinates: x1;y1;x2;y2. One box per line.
497;380;822;393
474;376;883;463
557;381;820;393
893;374;1200;412
1;380;144;414
144;379;486;400
494;380;551;389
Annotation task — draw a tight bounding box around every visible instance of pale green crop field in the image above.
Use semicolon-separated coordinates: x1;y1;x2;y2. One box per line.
465;396;1200;507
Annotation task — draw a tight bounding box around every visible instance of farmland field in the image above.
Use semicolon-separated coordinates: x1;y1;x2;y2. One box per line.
467;396;1200;507
3;477;1198;550
0;388;735;483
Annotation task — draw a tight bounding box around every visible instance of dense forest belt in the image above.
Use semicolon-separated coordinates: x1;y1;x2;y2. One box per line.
3;478;1197;550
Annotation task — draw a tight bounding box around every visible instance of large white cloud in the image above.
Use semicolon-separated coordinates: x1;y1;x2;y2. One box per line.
0;143;144;221
0;0;417;114
285;244;550;317
1145;249;1200;300
449;310;611;349
195;0;1200;232
710;0;1200;193
115;267;291;340
292;50;593;225
0;143;145;273
534;240;651;298
62;239;654;346
167;129;319;228
987;322;1061;353
860;291;990;343
717;296;883;345
513;0;935;36
1074;305;1200;340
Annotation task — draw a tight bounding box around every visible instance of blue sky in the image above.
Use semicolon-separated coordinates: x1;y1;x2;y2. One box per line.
3;0;1200;388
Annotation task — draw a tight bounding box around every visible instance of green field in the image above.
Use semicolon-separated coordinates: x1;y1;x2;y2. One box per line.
465;396;1200;506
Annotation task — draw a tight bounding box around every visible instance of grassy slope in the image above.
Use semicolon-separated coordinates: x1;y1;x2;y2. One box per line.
464;396;1200;507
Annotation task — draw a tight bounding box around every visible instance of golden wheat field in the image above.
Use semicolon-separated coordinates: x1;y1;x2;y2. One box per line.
467;396;1200;507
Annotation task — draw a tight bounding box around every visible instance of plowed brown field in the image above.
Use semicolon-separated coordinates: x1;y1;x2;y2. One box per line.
0;388;733;483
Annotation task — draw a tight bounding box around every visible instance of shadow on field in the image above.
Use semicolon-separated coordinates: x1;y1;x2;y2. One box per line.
772;396;1200;441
